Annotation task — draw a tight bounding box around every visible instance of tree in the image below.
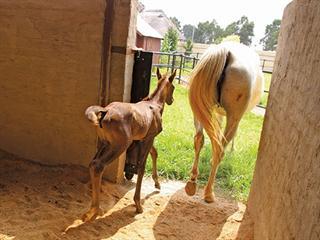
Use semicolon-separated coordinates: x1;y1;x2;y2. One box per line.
238;16;254;45
161;27;179;52
170;17;182;31
193;20;222;44
223;16;255;46
182;24;195;40
260;19;281;51
224;22;239;37
212;24;224;43
183;39;193;55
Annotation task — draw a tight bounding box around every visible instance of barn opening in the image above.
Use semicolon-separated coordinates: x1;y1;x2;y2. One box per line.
0;0;319;239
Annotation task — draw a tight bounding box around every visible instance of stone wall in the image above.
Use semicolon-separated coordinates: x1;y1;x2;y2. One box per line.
247;0;320;239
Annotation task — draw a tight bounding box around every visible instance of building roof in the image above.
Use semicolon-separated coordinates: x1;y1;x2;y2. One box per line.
137;14;163;39
140;9;185;40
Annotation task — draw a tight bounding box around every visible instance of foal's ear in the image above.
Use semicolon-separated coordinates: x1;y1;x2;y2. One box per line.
169;69;177;83
156;67;162;80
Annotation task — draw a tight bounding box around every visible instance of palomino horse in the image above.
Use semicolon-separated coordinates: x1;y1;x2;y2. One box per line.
185;42;264;203
82;69;176;221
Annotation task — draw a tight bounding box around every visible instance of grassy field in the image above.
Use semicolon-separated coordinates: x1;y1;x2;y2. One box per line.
145;77;264;201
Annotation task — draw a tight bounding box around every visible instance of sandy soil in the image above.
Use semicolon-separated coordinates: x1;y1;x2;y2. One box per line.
0;157;253;240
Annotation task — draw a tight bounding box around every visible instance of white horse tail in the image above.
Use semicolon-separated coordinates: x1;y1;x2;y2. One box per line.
85;106;106;127
188;45;228;149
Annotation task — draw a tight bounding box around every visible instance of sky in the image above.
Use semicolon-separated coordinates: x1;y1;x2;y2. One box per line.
139;0;292;47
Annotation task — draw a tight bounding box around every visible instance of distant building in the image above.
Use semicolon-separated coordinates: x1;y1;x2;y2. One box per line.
136;15;162;62
140;9;185;41
136;14;162;52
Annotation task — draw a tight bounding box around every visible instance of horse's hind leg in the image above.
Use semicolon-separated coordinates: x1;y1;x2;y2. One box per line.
82;143;127;222
203;115;241;203
149;145;160;189
185;119;204;196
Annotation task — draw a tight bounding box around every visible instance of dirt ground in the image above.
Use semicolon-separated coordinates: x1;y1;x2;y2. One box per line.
0;156;253;240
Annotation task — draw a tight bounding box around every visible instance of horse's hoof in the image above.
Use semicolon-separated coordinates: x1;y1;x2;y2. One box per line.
204;193;215;203
81;207;103;222
155;182;161;190
185;180;197;196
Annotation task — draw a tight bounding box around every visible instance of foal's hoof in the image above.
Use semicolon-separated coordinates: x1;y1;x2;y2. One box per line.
125;172;134;180
155;182;161;190
81;207;103;222
135;205;143;214
185;180;197;196
204;193;215;203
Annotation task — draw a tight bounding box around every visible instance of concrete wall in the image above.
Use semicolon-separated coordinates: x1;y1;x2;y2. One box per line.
0;0;106;166
0;0;137;180
247;0;320;239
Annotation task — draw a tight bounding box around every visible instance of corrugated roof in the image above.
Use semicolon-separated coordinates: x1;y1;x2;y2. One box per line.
137;15;163;39
140;9;185;40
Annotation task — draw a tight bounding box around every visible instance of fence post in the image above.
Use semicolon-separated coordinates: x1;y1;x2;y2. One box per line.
192;57;196;69
178;54;183;84
171;54;176;72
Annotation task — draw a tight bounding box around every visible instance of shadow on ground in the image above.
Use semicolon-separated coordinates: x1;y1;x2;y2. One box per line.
0;153;253;240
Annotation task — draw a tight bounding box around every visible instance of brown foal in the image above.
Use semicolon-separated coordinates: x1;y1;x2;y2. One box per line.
82;68;176;221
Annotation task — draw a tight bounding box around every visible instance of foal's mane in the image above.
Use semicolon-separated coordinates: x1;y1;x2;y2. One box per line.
144;76;168;101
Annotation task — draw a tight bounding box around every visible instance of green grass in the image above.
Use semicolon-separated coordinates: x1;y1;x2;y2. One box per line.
259;73;272;107
145;77;264;201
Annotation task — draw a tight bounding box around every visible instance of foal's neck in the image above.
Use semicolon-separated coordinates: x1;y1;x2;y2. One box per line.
147;81;167;110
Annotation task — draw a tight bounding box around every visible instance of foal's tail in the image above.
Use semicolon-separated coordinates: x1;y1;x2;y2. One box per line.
188;45;228;150
85;106;106;127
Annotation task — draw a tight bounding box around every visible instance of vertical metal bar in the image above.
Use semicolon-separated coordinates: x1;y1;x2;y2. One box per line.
172;54;176;71
178;54;183;84
167;54;170;72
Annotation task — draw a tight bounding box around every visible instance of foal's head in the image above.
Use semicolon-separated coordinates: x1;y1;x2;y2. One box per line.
155;68;176;105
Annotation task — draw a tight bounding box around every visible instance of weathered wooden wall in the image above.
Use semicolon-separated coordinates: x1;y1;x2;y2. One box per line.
247;0;320;239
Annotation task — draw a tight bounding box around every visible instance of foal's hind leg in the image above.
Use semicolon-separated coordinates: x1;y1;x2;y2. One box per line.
204;115;241;203
149;145;160;189
82;143;127;222
185;119;204;196
134;139;154;213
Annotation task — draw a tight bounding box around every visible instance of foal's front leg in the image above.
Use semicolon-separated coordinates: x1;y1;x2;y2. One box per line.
134;139;154;213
